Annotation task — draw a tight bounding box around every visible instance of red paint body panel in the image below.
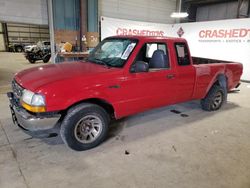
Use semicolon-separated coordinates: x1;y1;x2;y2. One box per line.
14;36;243;119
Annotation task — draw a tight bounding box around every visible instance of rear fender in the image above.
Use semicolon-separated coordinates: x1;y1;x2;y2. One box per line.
205;74;227;100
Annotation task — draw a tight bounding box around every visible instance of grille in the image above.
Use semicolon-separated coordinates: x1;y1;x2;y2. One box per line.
12;80;24;99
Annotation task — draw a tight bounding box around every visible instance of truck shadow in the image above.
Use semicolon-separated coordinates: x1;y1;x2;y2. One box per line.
4;97;240;149
38;99;240;147
106;99;240;144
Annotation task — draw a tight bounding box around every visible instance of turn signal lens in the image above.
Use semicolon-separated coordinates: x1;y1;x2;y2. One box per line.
20;89;46;112
21;101;46;113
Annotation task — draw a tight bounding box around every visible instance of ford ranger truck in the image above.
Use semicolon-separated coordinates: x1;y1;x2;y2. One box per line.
7;36;243;151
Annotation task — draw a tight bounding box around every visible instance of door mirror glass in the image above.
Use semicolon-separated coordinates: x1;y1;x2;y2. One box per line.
131;61;149;73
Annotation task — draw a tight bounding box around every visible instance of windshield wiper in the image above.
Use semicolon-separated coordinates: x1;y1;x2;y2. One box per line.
92;58;110;68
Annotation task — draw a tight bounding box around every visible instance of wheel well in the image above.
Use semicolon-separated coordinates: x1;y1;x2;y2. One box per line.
205;74;228;99
63;98;115;119
212;74;228;101
214;74;227;90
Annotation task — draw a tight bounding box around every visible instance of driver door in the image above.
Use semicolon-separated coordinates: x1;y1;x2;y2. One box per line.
120;42;177;117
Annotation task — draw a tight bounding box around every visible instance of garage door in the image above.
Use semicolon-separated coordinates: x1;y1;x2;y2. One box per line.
0;0;48;25
99;0;176;24
7;23;49;46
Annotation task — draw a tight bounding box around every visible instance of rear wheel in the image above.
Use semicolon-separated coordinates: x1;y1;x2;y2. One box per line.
60;103;109;151
15;46;23;53
43;55;51;63
201;85;225;111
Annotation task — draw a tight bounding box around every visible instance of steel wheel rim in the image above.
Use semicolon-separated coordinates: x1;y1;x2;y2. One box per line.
74;115;103;144
212;91;223;109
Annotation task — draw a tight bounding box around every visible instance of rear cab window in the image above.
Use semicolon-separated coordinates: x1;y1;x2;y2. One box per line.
174;42;190;66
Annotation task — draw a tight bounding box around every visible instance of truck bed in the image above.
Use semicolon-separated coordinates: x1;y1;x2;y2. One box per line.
192;57;237;65
192;59;243;100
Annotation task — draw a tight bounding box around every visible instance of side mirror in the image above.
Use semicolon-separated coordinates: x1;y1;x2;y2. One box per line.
130;61;149;73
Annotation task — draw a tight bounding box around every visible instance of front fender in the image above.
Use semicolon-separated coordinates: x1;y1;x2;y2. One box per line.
46;87;114;112
67;90;113;108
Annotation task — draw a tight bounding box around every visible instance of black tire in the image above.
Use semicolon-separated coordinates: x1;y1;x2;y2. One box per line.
15;46;23;53
60;103;110;151
43;55;51;63
201;85;225;111
28;59;36;64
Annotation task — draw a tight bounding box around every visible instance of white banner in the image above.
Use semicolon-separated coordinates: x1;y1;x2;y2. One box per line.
101;16;172;40
101;16;250;81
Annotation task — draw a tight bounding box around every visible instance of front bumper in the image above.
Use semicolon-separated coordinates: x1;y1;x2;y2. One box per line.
7;92;61;132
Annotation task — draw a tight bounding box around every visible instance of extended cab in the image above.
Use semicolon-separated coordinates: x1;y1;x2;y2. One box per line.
7;36;243;151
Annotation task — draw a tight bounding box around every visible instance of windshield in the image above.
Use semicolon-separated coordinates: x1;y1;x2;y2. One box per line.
88;38;137;68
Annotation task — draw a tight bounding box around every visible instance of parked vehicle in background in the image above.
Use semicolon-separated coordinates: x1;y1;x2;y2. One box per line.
24;41;50;52
24;44;37;52
24;41;51;63
8;41;50;53
8;43;25;52
7;36;243;151
24;47;51;64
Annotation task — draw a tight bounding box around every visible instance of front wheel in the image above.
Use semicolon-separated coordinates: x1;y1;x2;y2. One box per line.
60;103;109;151
201;85;225;111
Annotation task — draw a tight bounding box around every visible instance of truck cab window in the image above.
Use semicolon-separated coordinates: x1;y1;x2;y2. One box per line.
175;43;190;66
135;43;169;70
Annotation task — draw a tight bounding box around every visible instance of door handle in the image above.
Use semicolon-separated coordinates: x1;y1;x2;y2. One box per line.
108;84;120;89
166;74;175;79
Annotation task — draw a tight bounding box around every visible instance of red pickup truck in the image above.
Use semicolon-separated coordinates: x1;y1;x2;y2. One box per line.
8;36;243;151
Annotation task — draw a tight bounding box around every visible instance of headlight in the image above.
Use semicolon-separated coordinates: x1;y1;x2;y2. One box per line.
21;89;46;112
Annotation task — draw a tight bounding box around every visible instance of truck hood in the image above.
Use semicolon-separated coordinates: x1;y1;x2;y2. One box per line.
15;61;119;91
